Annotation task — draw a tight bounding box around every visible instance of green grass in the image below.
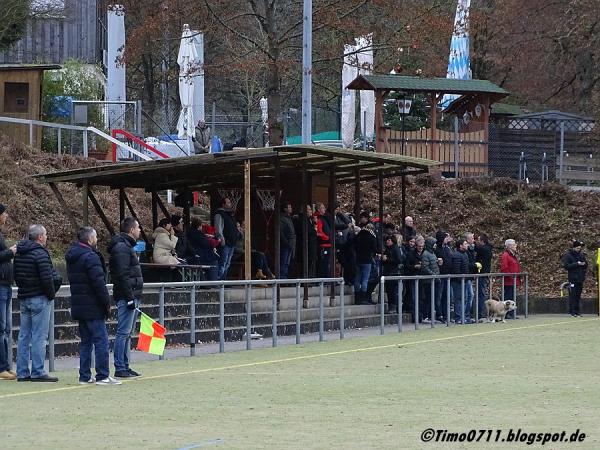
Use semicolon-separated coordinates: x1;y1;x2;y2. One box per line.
2;316;600;449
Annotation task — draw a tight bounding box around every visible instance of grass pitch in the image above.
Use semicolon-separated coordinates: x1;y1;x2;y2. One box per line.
2;316;599;449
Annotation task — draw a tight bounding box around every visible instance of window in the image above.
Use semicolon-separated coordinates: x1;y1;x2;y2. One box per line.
4;82;30;113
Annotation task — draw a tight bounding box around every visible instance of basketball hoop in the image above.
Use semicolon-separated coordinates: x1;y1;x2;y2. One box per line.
256;189;277;211
218;188;243;211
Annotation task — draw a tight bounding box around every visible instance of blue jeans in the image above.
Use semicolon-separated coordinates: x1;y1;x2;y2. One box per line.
17;295;51;379
465;280;474;317
114;299;138;372
280;246;293;279
354;263;371;292
452;280;472;322
477;277;490;319
79;319;109;381
0;285;12;372
218;245;235;280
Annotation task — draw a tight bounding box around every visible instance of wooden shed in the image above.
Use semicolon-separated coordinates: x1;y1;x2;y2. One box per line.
0;64;60;148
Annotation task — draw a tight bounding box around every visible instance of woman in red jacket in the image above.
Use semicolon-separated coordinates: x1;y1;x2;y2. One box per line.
500;238;521;319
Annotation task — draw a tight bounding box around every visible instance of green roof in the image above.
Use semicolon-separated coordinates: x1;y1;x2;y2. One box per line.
346;75;508;96
490;103;524;116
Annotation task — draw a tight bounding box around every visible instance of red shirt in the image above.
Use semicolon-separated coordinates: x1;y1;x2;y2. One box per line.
500;250;521;286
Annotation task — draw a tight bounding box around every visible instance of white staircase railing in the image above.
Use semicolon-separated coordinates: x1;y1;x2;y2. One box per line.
0;116;151;161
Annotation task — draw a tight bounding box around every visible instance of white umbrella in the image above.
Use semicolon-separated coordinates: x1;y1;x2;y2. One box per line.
177;24;199;151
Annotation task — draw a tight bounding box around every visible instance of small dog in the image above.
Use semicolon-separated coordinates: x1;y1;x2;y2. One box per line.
485;299;516;323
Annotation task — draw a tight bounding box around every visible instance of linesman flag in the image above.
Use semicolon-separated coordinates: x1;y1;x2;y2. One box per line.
137;311;166;356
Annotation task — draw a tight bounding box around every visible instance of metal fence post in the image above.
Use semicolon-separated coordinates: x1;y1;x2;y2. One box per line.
319;282;324;342
474;276;479;322
414;279;419;330
430;278;435;329
159;286;165;360
245;283;252;350
380;276;385;335
461;277;465;324
446;278;451;326
190;285;196;356
48;300;55;372
295;282;301;344
559;121;565;184
340;281;345;340
524;274;529;318
57;128;62;155
83;130;89;158
398;279;403;333
29;120;34;146
454;116;459;178
271;283;278;348
219;284;225;353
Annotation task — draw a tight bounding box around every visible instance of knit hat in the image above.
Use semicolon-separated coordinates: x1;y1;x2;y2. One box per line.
0;204;5;215
171;214;182;227
572;240;584;248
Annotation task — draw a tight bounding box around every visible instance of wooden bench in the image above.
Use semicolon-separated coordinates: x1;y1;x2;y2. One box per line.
140;263;216;282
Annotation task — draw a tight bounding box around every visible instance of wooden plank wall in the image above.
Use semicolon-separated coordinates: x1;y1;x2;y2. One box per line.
0;0;99;64
386;128;487;177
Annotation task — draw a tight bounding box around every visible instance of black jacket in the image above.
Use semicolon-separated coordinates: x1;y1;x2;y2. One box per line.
174;229;189;259
405;247;424;276
451;249;469;275
562;249;587;283
186;228;219;264
354;229;377;264
108;233;143;301
382;244;404;276
13;240;57;300
65;242;110;320
280;213;297;251
466;246;477;275
215;208;238;247
476;243;493;274
0;231;14;286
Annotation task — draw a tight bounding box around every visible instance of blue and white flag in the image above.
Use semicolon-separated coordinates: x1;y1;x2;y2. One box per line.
440;0;471;109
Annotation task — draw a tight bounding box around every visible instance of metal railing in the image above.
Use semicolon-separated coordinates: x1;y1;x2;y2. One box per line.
380;272;529;334
8;273;527;372
0;116;151;161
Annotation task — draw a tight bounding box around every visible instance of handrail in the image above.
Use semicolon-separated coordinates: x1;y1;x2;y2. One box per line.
0;115;151;161
111;128;169;162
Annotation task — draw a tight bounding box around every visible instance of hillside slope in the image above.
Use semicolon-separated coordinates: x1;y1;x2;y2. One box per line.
1;135;599;297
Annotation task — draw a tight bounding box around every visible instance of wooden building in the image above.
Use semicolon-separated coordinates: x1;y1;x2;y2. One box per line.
0;64;61;148
346;75;509;177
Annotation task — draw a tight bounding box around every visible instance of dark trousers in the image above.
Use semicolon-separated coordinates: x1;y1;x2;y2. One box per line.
568;282;583;315
477;277;490;319
385;279;399;311
419;280;432;321
280;246;293;279
318;247;331;278
504;284;517;318
78;319;110;382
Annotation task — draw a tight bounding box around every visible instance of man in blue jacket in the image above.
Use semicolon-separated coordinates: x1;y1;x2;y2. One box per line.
66;227;120;386
14;224;60;382
108;217;143;378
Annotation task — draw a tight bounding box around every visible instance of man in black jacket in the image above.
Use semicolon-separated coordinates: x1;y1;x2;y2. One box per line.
451;238;471;324
562;240;587;317
0;204;16;380
14;224;59;382
475;233;493;321
108;217;143;378
66;227;120;386
280;202;296;279
214;198;239;280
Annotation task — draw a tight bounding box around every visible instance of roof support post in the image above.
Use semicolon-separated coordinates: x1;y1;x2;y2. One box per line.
49;182;79;233
354;167;361;218
401;175;407;228
119;188;125;224
244;160;252;280
274;158;281;279
378;171;384;254
329;166;337;303
301;166;308;279
88;188;116;235
156;194;171;220
430;93;439;162
123;190;149;243
151;191;158;230
375;90;390;153
82;180;89;227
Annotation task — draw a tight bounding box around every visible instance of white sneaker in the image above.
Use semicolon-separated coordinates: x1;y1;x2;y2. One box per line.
96;376;122;386
79;378;94;385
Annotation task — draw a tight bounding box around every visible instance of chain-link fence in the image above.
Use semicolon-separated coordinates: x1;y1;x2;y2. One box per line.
489;117;597;184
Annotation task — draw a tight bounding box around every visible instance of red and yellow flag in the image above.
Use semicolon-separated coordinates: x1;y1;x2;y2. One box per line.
137;311;166;356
